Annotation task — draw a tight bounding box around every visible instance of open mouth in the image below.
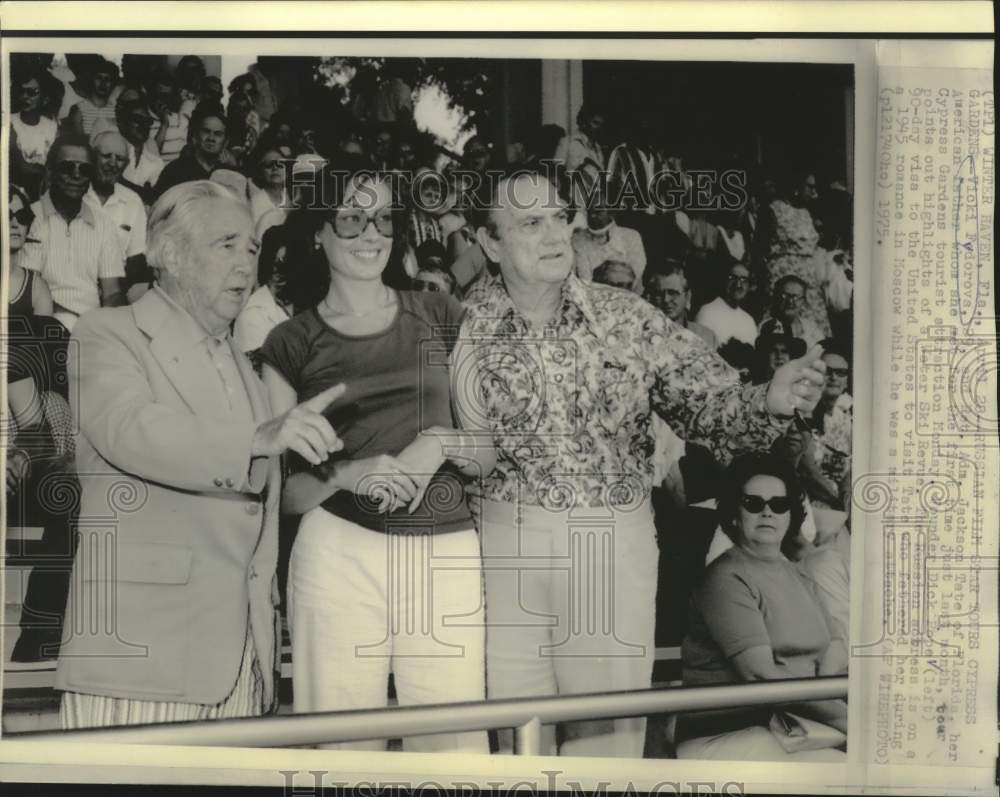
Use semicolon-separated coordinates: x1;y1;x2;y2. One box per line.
351;250;383;261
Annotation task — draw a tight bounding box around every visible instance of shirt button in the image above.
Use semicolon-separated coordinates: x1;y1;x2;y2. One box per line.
245;502;260;516
213;477;224;487
225;478;235;488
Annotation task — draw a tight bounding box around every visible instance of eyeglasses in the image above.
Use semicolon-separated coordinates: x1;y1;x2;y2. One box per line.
54;161;94;179
331;208;394;239
779;292;804;303
826;367;849;378
727;275;750;284
261;160;284;169
740;495;792;514
412;279;445;292
9;207;35;226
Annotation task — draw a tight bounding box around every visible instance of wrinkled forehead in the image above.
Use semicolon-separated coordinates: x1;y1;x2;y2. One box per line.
657;273;687;291
822;352;849;370
496;173;564;217
54;145;90;164
95;135;128;158
185;197;253;240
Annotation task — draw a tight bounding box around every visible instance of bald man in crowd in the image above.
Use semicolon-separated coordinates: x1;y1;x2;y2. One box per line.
86;130;150;300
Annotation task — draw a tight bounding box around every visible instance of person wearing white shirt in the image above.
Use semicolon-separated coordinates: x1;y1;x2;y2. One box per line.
86;131;150;302
695;262;758;349
114;90;165;204
553;104;606;172
25;135;126;331
233;227;292;361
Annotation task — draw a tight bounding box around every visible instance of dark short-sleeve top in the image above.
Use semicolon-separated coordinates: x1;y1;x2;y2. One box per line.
677;545;834;741
259;290;471;533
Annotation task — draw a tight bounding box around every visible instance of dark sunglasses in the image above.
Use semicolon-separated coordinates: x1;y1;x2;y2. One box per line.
827;367;849;378
9;207;35;226
331;208;394;239
261;160;285;169
54;161;94;179
740;495;792;514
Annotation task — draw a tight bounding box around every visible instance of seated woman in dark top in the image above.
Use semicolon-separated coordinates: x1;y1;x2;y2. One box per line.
677;451;847;761
259;156;496;753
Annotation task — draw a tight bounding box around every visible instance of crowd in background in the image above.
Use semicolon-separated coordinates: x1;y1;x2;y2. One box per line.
5;52;853;759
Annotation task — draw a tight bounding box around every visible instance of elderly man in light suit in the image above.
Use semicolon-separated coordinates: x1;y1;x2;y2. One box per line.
57;180;345;728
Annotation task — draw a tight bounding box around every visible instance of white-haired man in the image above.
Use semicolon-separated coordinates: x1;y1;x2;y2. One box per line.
86;130;151;301
455;169;827;758
57;180;346;728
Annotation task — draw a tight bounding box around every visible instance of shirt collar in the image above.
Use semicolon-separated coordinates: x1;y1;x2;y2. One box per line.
39;191;97;227
153;285;231;348
86;184;121;207
477;271;603;340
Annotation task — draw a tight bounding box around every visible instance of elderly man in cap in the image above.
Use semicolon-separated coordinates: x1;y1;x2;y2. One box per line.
57;180;347;728
455;168;827;758
86;130;150;299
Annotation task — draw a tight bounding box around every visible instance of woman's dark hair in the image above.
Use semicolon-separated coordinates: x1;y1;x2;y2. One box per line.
245;140;291;187
717;451;807;557
256;224;288;289
282;154;412;308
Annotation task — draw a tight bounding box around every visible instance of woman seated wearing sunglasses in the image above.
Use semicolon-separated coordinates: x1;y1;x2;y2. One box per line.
676;451;848;761
259;156;495;753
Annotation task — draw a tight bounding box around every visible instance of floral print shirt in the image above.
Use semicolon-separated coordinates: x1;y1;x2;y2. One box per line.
454;274;788;509
815;393;852;486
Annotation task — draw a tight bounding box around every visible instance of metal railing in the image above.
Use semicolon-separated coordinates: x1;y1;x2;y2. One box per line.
18;676;847;754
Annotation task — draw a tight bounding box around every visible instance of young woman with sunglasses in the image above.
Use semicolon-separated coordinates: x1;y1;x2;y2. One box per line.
6;184;53;319
676;451;847;761
259;157;495;753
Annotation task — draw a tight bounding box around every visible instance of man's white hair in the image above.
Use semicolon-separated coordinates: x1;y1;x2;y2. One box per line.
89;129;128;155
146;180;247;272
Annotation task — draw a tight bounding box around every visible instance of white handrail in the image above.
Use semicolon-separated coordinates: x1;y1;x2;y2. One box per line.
18;676;848;752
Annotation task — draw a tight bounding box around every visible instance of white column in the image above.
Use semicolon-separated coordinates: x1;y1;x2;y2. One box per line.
541;60;584;134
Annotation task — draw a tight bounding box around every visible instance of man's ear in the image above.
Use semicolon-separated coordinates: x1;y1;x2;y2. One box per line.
476;225;501;264
158;236;182;278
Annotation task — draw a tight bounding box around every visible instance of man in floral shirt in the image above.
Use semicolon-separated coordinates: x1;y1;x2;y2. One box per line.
453;170;827;758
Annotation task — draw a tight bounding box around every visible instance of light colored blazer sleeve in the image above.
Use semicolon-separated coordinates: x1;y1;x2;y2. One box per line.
71;310;262;494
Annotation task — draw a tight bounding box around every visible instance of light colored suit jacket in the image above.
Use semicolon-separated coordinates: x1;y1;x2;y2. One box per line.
55;288;282;707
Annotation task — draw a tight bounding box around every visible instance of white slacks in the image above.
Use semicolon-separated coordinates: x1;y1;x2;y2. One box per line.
287;506;488;753
477;497;659;758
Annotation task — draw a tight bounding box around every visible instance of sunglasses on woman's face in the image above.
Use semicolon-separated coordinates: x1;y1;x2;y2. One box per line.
331;208;394;239
740;494;792;514
9;207;35;226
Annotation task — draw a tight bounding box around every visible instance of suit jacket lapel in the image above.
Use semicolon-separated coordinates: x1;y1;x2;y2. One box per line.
134;289;230;418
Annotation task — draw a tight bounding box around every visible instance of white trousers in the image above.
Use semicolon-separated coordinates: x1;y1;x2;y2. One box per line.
287;507;488;753
478;498;659;758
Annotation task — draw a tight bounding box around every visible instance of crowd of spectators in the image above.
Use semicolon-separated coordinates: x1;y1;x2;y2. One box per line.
4;52;853;760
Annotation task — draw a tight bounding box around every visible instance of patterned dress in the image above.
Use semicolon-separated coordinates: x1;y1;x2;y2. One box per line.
764;200;833;343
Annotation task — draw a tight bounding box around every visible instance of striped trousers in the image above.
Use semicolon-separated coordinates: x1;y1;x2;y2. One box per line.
60;625;268;729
